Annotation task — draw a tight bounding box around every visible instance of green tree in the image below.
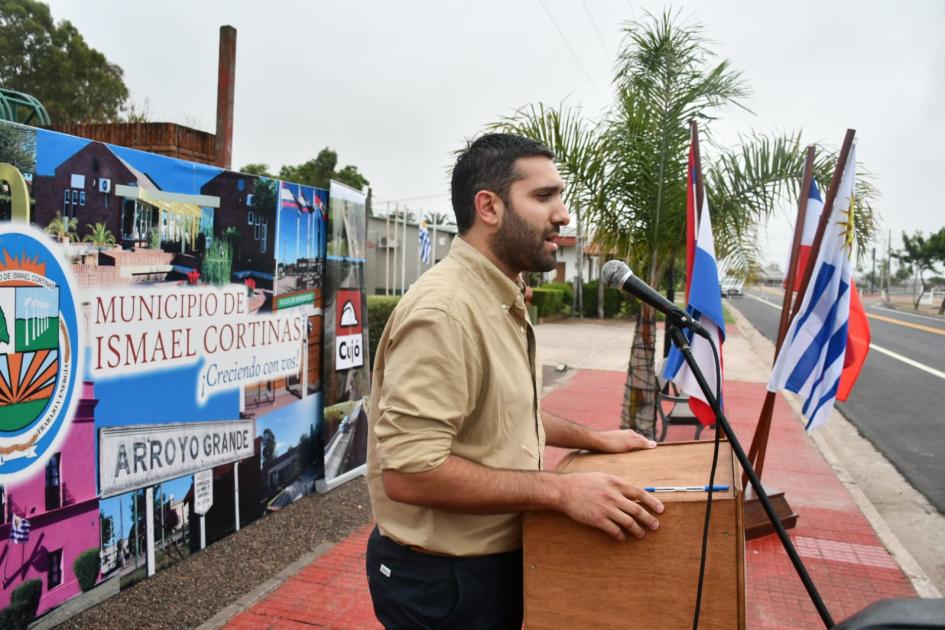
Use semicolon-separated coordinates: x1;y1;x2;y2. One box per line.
278;148;338;188
45;210;77;241
425;211;454;226
335;164;369;191
83;222;116;248
100;512;113;547
0;123;36;172
261;428;276;465
0;303;9;344
895;228;945;311
491;11;878;436
272;147;370;191
0;0;129;124
239;163;272;177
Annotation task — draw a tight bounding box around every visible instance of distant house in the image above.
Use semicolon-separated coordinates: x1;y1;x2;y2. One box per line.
365;215;458;295
0;382;101;617
550;225;602;285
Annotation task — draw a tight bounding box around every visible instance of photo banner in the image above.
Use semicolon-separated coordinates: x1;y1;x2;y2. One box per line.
319;180;369;491
0;119;324;621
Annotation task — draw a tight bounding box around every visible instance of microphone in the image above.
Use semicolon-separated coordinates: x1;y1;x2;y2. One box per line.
600;260;710;339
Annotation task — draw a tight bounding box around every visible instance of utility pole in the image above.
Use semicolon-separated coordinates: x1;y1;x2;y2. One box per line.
401;205;407;293
385;202;391;296
575;205;583;318
870;247;876;294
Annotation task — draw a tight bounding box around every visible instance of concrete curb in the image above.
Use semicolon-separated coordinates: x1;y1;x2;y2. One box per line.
727;299;942;598
195;541;334;630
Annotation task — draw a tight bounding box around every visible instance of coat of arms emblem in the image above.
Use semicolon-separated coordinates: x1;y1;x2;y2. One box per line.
0;225;80;482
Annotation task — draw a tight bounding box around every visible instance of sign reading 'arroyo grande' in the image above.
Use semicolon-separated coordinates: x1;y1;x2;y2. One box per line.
98;419;254;498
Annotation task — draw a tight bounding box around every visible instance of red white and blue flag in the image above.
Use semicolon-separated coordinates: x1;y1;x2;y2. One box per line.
768;146;869;430
663;193;726;426
785;178;825;291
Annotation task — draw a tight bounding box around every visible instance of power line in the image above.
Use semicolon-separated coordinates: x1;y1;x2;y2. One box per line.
581;0;611;61
375;193;451;204
537;0;604;101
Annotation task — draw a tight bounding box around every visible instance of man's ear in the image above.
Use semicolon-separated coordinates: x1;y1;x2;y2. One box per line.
473;190;502;229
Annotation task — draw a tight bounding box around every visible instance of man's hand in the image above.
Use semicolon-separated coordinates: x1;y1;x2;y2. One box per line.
554;472;663;542
591;429;657;454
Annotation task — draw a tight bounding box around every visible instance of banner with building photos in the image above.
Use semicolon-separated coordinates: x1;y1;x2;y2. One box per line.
0;120;326;622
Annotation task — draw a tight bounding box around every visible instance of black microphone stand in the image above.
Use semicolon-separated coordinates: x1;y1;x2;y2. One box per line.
666;324;834;628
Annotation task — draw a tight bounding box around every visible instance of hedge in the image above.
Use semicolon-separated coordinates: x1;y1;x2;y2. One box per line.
530;287;565;318
73;547;101;592
539;282;573;310
0;579;42;630
367;295;401;372
581;281;632;318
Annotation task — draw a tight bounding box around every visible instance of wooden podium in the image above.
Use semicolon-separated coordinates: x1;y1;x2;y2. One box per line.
524;441;745;629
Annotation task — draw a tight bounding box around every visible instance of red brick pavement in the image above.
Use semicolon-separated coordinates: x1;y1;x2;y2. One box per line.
224;369;915;629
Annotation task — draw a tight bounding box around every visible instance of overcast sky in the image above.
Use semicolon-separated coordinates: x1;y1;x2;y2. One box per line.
46;0;945;267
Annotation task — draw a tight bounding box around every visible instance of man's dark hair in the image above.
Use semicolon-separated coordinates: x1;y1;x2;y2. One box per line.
450;133;554;234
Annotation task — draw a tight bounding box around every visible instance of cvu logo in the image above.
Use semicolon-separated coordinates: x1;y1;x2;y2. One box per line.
0;225;81;483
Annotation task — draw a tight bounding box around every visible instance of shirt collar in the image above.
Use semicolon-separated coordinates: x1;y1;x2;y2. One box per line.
448;237;526;308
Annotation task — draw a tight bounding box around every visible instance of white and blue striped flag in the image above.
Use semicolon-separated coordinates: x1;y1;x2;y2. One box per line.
10;514;30;544
768;147;857;431
662;194;726;425
418;220;431;265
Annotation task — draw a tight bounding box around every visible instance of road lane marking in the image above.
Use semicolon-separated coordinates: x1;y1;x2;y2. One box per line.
867;345;945;381
746;293;945;382
866;313;945;337
871;304;945;325
747;293;782;310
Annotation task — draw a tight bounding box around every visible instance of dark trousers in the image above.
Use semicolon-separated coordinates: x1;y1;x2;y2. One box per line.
366;526;524;629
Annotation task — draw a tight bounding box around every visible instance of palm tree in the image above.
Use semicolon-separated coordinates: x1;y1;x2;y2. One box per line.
83;222;117;248
491;11;878;437
425;211;454;227
45;211;79;243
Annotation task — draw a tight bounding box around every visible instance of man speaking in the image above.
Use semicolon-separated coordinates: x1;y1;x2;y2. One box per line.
366;133;663;629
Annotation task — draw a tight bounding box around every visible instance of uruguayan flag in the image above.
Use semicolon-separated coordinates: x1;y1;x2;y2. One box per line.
10;514;30;543
768;147;857;431
663;195;726;426
418;220;431;265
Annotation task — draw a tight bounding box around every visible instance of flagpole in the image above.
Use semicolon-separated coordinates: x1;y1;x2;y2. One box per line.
416;211;422;281
690;120;705;224
745;145;816;488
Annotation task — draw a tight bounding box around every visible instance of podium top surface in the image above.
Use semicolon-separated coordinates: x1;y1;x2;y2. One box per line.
557;440;737;502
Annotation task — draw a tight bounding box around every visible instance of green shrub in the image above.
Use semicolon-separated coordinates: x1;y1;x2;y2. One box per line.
530;287;565;318
540;282;573;310
73;548;101;592
367;295;401;372
581;281;632;318
3;579;42;630
201;237;233;286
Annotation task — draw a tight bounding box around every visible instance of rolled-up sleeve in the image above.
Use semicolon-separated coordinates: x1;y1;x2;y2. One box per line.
374;307;482;473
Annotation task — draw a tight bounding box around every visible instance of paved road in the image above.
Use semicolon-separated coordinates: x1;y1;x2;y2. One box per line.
734;289;945;514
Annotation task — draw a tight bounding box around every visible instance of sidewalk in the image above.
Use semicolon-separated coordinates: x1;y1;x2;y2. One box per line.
220;317;921;630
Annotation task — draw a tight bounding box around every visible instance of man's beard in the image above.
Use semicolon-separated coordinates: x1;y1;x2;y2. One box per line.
490;200;557;274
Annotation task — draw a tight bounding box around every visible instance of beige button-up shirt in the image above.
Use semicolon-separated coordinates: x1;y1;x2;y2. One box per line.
367;237;544;556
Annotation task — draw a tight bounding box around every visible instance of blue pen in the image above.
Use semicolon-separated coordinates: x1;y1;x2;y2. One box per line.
644;485;730;493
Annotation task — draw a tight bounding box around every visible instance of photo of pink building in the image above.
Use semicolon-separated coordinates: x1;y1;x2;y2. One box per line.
0;382;100;616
